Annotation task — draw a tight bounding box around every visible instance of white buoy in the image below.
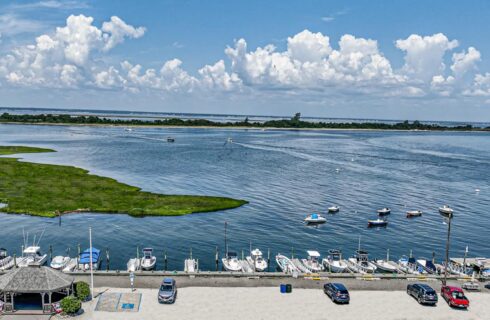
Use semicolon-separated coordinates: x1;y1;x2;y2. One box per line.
475;188;480;193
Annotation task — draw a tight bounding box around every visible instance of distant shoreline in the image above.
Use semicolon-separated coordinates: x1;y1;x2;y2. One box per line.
1;112;489;132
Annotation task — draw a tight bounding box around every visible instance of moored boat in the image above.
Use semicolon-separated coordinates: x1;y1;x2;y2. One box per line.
140;248;156;270
322;249;348;273
0;248;13;271
222;251;242;272
347;250;377;273
406;210;422;218
50;256;70;270
127;258;141;272
328;206;340;213
377;208;391;215
246;248;268;272
17;246;48;267
78;247;101;271
439;205;453;216
275;254;299;274
304;213;326;224
416;258;437;274
301;250;324;272
397;254;422;274
367;218;388;227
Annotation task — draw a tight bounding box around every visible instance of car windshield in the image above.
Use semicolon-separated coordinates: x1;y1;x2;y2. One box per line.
339;290;349;294
160;285;173;291
452;291;465;299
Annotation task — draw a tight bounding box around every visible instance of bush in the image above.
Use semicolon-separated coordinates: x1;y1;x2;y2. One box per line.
75;281;91;301
60;296;81;314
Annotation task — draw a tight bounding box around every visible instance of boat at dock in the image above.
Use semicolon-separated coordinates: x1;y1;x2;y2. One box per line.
0;248;14;271
184;259;198;272
301;250;324;272
328;206;340;213
246;249;268;272
416;258;437;274
140;248;156;270
275;254;299;274
62;258;78;272
346;250;377;273
406;210;422;218
367;218;388;227
127;258;141;272
397;255;421;274
304;213;326;224
377;208;391;215
78;247;101;271
50;256;70;270
322;249;348;273
17;246;48;267
222;251;242;272
439;205;453;216
372;249;398;273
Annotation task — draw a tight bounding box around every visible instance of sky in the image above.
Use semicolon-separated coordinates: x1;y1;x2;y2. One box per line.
1;0;490;121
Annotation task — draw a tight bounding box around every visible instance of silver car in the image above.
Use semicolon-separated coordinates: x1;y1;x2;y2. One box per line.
158;278;177;304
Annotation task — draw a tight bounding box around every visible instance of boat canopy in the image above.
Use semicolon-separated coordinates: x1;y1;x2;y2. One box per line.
79;248;100;264
307;250;321;257
311;214;319;219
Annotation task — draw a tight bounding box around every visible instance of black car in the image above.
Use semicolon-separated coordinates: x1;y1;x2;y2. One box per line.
406;283;438;305
323;283;350;303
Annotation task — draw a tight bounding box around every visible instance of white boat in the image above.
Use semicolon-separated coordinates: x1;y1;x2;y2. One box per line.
304;213;326;224
301;250;324;272
372;259;398;273
0;248;13;271
140;248;156;270
127;258;141;272
17;246;48;267
377;208;391;215
246;248;268;272
416;258;437;274
275;254;299;274
222;251;242;272
397;255;421;274
347;250;377;273
406;210;422;217
439;205;453;215
322;249;348;273
367;218;388;227
62;258;78;272
328;206;340;213
50;256;70;270
185;259;198;272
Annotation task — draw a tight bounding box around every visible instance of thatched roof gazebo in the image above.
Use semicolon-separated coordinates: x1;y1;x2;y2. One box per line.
0;266;74;313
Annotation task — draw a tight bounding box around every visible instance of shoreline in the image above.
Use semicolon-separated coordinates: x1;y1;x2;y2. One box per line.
1;121;489;133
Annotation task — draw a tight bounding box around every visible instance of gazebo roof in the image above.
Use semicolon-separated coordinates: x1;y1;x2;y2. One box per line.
0;266;74;293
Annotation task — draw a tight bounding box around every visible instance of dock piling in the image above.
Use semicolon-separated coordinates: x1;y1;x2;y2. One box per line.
106;248;110;271
164;250;167;271
215;246;219;271
49;245;52;264
267;248;270;272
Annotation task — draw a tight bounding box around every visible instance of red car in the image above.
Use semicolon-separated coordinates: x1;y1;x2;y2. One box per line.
441;286;469;309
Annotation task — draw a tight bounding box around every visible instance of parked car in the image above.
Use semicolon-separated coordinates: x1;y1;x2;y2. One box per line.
485;283;490;290
323;282;350;304
158;278;177;304
441;286;469;309
406;283;438;305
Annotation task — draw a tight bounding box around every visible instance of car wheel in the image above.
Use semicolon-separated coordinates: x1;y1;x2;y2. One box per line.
418;296;422;304
331;295;335;302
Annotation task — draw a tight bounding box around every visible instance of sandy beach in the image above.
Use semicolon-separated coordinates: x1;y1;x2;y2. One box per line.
72;287;490;320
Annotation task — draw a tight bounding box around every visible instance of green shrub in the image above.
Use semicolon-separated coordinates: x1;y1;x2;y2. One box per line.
75;281;91;301
60;296;81;314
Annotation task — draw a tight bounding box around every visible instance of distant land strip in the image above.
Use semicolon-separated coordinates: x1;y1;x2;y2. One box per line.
1;112;489;131
0;146;247;218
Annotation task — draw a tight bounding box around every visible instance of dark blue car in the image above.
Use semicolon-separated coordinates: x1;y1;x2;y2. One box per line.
407;283;438;305
158;278;177;304
323;283;350;303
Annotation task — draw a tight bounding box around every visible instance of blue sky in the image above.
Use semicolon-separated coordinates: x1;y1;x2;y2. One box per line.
1;0;490;121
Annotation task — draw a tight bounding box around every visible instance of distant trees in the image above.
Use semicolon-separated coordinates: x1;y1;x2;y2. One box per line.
0;112;485;131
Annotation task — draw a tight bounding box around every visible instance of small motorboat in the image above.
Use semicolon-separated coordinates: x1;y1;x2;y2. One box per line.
62;258;77;272
328;206;340;213
140;248;156;271
275;254;299;274
346;250;377;273
301;250;324;273
78;247;101;271
222;251;242;272
367;218;388;227
0;248;13;271
377;208;391;215
227;137;233;143
372;259;398;273
416;258;437;274
50;256;70;270
185;259;198;272
406;210;422;218
246;248;268;272
397;255;421;274
439;205;453;216
127;258;141;272
322;249;348;273
167;137;175;143
17;246;48;267
304;213;326;224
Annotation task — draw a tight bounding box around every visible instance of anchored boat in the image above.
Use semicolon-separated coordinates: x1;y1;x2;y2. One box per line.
406;210;422;218
368;218;388;227
439;205;453;216
222;251;242;272
0;248;13;271
377;208;391;215
397;254;422;274
347;250;377;273
322;249;348;273
17;246;48;267
372;250;398;273
246;248;268;272
78;247;101;271
416;258;437;274
140;248;156;270
328;206;340;213
50;256;71;270
304;213;326;224
275;254;299;274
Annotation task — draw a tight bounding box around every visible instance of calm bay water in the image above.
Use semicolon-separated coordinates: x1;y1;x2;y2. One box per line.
0;123;489;270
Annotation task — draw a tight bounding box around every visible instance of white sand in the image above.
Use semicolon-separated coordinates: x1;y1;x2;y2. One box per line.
74;287;489;320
